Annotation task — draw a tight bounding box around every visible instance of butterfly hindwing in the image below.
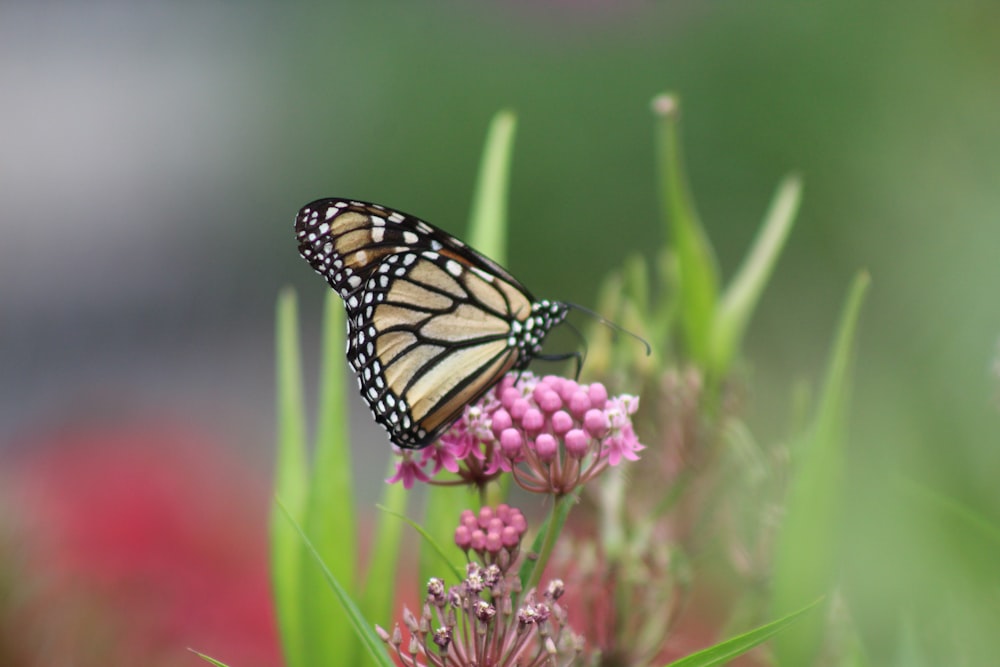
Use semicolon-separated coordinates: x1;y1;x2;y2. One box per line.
295;198;569;449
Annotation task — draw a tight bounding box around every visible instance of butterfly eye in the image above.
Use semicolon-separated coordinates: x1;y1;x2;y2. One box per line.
295;198;568;449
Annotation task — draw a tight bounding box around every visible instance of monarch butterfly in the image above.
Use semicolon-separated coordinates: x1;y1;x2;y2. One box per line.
295;198;571;450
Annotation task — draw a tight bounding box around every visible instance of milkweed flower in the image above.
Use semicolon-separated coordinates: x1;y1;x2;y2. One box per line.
377;505;583;667
388;372;644;495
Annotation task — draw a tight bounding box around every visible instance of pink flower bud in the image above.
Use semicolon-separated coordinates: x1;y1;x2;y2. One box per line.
534;386;563;413
521;408;545;434
588;382;608;409
499;428;523;456
485;530;502;554
568;390;591;417
583;409;610;438
550;410;573;436
564;429;589;458
534;433;557;461
490;408;512;437
500;386;521;410
509;510;526;534
454;525;471;549
471;529;486;551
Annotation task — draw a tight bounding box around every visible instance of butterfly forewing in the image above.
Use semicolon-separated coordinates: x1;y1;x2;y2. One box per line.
295;198;568;449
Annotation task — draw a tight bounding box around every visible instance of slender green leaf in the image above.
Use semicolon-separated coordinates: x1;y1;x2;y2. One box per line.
710;174;802;376
277;499;397;667
770;272;870;665
359;464;410;647
896;475;1000;551
664;598;822;667
300;290;355;665
891;616;930;667
652;93;719;367
271;289;310;667
420;484;480;592
377;501;464;584
468;109;517;260
189;650;232;667
421;110;518;586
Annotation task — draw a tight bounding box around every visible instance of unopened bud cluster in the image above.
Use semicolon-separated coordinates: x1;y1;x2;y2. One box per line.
453;504;526;571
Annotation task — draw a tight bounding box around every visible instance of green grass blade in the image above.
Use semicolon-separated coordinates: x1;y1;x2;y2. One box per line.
271;289;310;667
652;93;719;367
664;598;822;667
358;465;409;653
377;501;464;584
277;499;397;667
420;484;480;591
710;174;802;376
300;290;355;665
896;475;1000;550
189;650;232;667
467;109;517;260
421;110;518;585
770;272;870;665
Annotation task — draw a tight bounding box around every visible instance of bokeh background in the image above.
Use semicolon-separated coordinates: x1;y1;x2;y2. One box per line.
2;1;998;665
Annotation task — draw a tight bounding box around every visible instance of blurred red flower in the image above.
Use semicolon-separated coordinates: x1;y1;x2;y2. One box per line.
0;421;281;667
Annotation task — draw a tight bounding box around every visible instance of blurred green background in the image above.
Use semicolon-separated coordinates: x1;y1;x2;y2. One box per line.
2;0;999;663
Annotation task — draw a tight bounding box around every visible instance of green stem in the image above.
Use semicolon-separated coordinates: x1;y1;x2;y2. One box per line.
524;493;576;594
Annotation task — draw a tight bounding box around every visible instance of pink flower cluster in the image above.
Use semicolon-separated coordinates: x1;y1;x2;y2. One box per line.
454;504;527;568
388;372;643;494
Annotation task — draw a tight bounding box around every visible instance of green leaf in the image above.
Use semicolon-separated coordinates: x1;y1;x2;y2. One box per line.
300;290;355;666
420;484;480;592
896;475;1000;551
359;464;409;648
377;500;464;584
189;650;232;667
652;93;719;367
710;174;802;376
664;598;822;667
421;110;519;586
271;289;310;667
277;499;397;667
769;272;870;665
468;109;517;261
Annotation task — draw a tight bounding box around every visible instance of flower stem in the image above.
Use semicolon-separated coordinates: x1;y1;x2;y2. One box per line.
523;493;576;595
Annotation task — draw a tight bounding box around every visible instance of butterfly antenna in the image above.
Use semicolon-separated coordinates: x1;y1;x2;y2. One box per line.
566;302;652;356
563;319;588;379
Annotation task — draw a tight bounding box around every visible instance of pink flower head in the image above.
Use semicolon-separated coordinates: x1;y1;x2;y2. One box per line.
387;372;643;495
